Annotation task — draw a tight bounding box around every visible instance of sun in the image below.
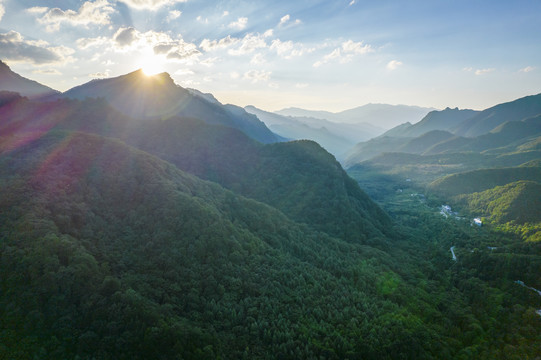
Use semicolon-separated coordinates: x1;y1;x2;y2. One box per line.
140;56;166;76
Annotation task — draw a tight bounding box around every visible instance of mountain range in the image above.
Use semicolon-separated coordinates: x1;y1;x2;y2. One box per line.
345;94;541;166
1;61;540;358
344;92;541;235
244;105;382;158
0;61;392;242
47;68;282;144
275;103;435;130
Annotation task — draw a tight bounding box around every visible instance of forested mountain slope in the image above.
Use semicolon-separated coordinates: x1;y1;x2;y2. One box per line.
390;108;479;138
3;130;540;359
0;94;391;242
0;131;406;358
2;65;540;360
455;180;541;225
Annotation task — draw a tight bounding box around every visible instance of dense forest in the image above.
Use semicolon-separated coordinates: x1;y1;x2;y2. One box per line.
1;63;540;359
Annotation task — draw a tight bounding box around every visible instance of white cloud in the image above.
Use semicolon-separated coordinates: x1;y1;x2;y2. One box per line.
78;27;201;64
228;32;269;56
520;66;535;73
196;15;208;24
295;83;308;88
35;0;115;32
200;57;218;66
270;39;293;56
243;70;271;83
313;48;340;67
222;11;229;17
167;10;181;21
230;71;240;79
342;40;372;55
279;14;290;26
113;27;139;48
33;69;62;75
250;53;265;64
0;30;75;65
228;17;248;30
349;0;356;6
77;36;109;49
270;39;310;59
199;35;239;52
387;60;403;70
159;45;200;61
0;1;4;22
89;70;110;78
26;7;48;14
175;68;194;76
475;68;494;75
119;0;187;10
278;14;301;27
179;79;200;87
313;40;372;67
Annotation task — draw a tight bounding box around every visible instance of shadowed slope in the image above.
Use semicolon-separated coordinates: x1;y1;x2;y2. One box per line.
0;130;432;359
0;96;392;243
0;60;59;98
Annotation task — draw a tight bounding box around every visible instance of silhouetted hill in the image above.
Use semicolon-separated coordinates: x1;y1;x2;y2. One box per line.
50;69;280;143
386;107;478;138
0;60;58;98
398;130;456;154
379;122;412;137
344;97;541;167
244;105;357;157
343;130;456;167
343;136;411;166
452;93;541;137
426;115;541;154
276;103;434;129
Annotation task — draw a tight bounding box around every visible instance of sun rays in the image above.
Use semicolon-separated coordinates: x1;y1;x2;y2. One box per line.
139;54;167;76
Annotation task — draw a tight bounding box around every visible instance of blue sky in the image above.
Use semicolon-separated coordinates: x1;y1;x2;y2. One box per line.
0;0;540;111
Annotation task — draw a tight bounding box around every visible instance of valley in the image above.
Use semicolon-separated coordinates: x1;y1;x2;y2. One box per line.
0;58;540;359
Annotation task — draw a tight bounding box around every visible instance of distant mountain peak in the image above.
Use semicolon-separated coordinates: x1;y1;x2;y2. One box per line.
54;68;280;143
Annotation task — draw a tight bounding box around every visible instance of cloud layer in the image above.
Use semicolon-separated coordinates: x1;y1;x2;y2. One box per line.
0;31;74;65
118;0;187;10
34;0;115;32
